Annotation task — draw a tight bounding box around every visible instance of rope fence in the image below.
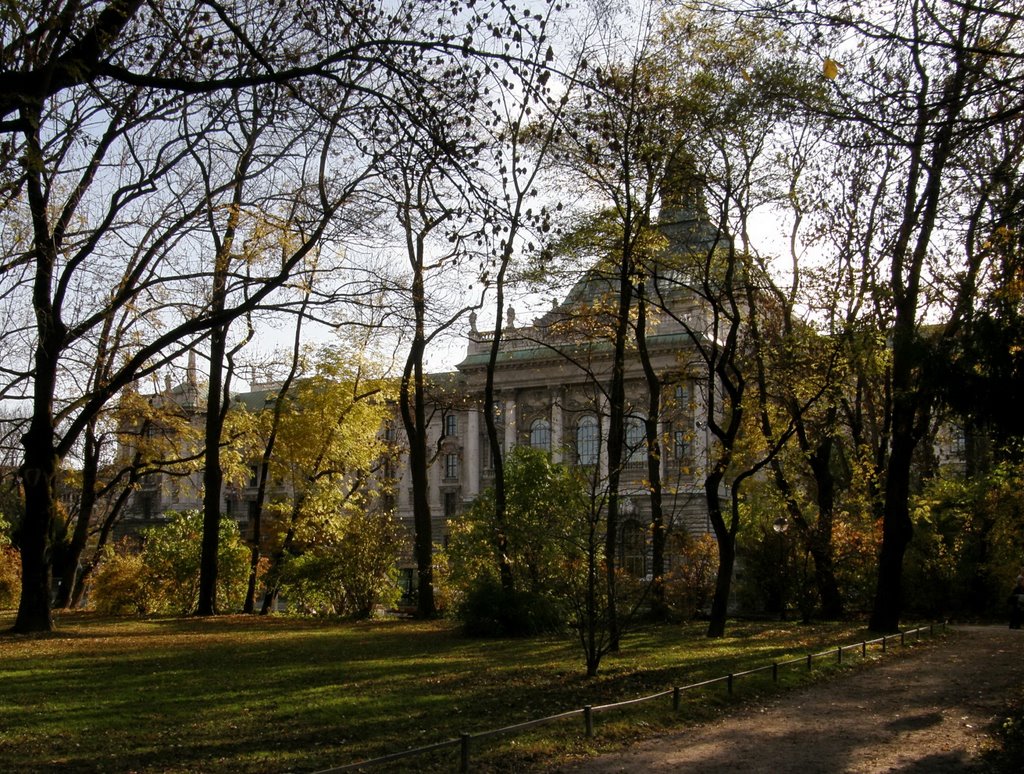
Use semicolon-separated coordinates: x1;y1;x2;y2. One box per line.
312;622;946;773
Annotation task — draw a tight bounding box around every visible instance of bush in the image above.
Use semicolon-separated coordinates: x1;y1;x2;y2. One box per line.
0;546;20;609
0;511;20;608
444;446;589;627
278;509;401;618
91;511;251;616
458;576;566;637
276;552;337;615
663;533;719;620
92;543;152;615
143;510;250;614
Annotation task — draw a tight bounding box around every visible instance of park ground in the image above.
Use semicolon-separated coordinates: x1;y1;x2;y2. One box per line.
2;615;1021;772
551;625;1024;773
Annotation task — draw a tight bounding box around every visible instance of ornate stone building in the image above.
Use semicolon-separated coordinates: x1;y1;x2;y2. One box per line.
389;209;723;595
119;201;724;601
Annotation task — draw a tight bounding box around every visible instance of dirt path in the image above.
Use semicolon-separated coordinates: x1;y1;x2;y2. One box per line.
553;625;1024;773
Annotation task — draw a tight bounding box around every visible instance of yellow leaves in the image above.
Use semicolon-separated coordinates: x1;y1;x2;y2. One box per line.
823;58;840;80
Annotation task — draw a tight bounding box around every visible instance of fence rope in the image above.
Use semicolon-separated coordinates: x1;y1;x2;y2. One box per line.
312;622;946;773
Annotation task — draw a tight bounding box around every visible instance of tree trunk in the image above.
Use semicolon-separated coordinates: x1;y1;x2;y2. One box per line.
261;515;299;615
483;288;514;593
197;326;228;616
806;438;844;618
69;478;135;609
869;424;916;632
15;430;59;633
245;298;307;613
13;105;63;633
869;286;927;631
53;424;100;609
408;439;435;618
636;287;667;620
242;504;262;613
400;263;435;618
603;220;638;651
705;471;733;638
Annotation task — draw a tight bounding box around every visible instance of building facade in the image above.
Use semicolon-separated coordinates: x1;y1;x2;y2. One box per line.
389;263;720;595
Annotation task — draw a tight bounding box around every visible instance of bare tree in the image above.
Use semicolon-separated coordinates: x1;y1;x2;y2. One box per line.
3;0;567;633
763;0;1024;631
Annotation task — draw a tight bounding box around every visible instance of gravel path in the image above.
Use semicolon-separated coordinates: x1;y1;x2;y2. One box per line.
553;625;1024;773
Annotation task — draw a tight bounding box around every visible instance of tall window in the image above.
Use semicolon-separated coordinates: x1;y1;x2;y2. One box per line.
444;491;459;517
620;520;645;577
674;430;687;461
444;413;458;438
576;415;599;465
444;452;459;479
625;414;646;463
530;418;551;451
399;568;415;600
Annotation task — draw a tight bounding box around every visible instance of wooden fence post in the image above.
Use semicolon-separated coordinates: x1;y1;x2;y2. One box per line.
584;706;593;739
460;733;470;773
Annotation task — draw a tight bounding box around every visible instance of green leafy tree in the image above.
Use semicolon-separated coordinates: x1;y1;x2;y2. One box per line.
142;510;250;615
446;446;588;637
903;459;1024;617
546;9;689;647
449;446;588;594
661;10;826;638
766;0;1024;632
278;508;401;618
250;345;396;613
92;541;153;616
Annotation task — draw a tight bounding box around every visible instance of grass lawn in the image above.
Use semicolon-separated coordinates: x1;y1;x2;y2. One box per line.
0;611;918;772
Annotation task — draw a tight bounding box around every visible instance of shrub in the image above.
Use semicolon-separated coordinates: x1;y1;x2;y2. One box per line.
143;510;250;614
278;509;401;618
92;543;152;615
0;546;20;609
0;512;20;608
458;576;566;637
663;533;719;620
445;446;588;624
277;552;337;615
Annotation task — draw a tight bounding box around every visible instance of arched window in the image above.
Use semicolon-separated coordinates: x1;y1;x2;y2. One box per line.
620;519;646;577
625;414;646;463
576;415;599;466
530;418;551;451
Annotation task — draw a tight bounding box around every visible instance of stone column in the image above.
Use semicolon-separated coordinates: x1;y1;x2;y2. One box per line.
465;408;480;499
504;394;517;454
425;421;441;513
550;390;563;463
658;417;667;481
